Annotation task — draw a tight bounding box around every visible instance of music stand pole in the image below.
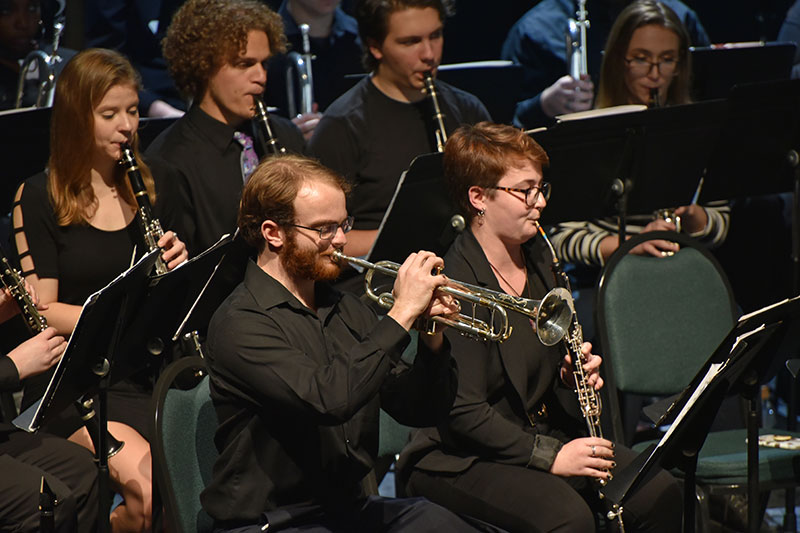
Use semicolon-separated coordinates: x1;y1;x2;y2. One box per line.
786;148;800;533
791;149;799;297
96;290;133;533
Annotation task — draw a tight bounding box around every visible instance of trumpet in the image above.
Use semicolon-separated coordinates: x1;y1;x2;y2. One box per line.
422;71;448;152
15;18;64;108
566;0;589;79
331;250;574;345
286;23;314;118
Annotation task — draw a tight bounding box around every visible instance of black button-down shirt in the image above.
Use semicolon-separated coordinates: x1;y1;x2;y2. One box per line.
200;261;457;525
146;105;305;255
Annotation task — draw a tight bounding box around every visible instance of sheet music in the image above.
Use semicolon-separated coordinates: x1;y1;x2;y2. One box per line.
739;297;792;322
652;323;767;457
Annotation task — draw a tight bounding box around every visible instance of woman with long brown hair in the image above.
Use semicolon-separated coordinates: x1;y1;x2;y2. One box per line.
595;0;692;108
12;48;187;531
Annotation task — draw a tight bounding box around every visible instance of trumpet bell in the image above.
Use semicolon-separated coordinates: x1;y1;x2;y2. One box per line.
534;287;574;346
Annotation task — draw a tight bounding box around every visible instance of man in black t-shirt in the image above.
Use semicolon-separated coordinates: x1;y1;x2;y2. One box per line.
307;0;491;258
146;0;307;256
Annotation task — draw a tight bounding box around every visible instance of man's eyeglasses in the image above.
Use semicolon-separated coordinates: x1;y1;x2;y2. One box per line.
624;56;678;77
486;182;551;206
290;216;354;240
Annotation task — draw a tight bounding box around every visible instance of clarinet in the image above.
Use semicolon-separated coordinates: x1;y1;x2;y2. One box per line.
0;253;125;459
422;71;448;153
119;143;169;275
648;87;661;109
536;225;625;531
254;97;287;156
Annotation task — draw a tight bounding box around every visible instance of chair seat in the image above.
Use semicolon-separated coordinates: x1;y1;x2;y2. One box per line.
633;429;800;485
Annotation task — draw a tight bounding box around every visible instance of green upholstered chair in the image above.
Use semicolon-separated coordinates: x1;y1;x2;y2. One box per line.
151;356;217;533
371;331;416;497
596;231;800;532
597;231;737;445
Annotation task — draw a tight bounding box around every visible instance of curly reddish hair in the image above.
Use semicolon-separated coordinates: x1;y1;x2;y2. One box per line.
162;0;286;102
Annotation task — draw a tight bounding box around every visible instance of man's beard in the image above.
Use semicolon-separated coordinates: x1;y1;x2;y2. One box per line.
280;232;341;282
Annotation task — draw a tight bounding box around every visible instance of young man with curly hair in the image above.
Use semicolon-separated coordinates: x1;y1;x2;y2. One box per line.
307;0;492;259
147;0;308;256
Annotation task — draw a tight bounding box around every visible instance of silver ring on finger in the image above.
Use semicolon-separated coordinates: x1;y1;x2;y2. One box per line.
590;445;596;457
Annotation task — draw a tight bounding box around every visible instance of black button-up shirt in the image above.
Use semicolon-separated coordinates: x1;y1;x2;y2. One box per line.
200;261;457;525
146;105;305;255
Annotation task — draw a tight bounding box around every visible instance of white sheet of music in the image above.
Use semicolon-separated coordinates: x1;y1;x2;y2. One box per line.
648;323;767;461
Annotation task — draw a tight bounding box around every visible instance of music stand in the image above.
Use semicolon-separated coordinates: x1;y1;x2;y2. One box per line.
602;295;800;533
172;231;249;345
367;152;459;265
530;100;728;238
110;233;234;383
690;42;796;102
700;79;800;292
0;107;51;216
341;60;522;125
435;60;522;125
14;235;233;532
13;249;159;533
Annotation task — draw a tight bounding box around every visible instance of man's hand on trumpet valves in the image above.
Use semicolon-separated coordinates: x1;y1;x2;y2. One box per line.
386;251;449;332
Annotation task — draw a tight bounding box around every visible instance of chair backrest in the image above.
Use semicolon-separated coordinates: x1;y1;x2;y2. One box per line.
597;231;737;398
152;356;218;533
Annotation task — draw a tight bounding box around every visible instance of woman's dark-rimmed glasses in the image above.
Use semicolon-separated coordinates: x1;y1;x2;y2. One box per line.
486;182;551;206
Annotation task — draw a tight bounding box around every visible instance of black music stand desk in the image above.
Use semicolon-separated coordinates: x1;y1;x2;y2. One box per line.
602;295;800;533
530;100;728;230
13;235;233;531
368;152;458;265
14;249;159;533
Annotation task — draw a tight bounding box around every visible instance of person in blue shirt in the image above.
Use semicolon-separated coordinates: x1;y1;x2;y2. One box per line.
264;0;364;123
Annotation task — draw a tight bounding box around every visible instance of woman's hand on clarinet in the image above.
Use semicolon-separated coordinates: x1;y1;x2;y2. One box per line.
560;342;603;390
551;437;615;481
159;230;189;270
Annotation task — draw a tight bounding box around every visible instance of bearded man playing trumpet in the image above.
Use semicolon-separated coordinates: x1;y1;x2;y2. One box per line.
201;154;494;532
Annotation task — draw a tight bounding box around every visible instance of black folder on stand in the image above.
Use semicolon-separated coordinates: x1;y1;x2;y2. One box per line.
13;250;159;432
602;296;800;533
528;100;728;227
367;152;459;265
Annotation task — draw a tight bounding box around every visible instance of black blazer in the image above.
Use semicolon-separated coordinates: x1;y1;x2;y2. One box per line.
397;228;585;476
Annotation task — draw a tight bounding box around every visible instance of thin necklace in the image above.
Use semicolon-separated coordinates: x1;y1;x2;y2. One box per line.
488;251;530;298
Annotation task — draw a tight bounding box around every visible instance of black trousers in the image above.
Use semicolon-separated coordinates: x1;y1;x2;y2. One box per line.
404;445;682;533
214;495;507;533
0;430;99;533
